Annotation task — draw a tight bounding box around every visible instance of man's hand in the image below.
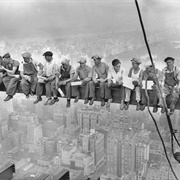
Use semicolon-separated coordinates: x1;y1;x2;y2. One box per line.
59;81;66;86
99;78;106;83
132;81;139;86
151;84;156;90
117;80;123;86
81;80;87;86
94;79;99;84
14;74;20;79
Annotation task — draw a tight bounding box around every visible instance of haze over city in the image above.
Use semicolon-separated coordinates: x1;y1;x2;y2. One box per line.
0;0;180;180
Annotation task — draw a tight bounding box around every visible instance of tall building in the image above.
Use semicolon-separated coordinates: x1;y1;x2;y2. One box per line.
95;132;104;166
0;117;8;140
44;138;57;155
107;132;119;177
64;113;71;128
78;107;110;131
26;123;42;146
121;135;136;175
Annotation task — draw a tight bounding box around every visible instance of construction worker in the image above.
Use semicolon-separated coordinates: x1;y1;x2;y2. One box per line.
0;56;6;89
20;52;43;98
1;53;20;101
53;58;75;108
34;51;58;105
161;57;180;115
105;59;126;109
90;55;109;106
124;58;143;110
72;57;92;104
140;61;163;112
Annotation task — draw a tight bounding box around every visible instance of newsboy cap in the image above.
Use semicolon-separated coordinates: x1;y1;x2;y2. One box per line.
164;57;175;62
78;57;87;64
131;57;141;64
91;55;102;60
144;60;156;69
43;51;53;57
22;52;31;58
61;58;70;65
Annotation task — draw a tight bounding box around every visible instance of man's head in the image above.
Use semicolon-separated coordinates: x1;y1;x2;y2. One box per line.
61;58;70;70
112;59;121;72
22;52;31;63
144;60;155;73
43;51;53;62
131;58;141;68
164;57;174;69
2;53;11;64
92;55;102;66
78;57;87;69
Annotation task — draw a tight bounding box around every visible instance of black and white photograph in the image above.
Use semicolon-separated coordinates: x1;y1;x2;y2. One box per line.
0;0;180;179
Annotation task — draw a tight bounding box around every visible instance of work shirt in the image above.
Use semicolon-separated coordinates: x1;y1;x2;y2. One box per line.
42;60;58;77
92;62;109;80
74;65;92;80
57;65;75;80
107;66;126;83
4;59;20;75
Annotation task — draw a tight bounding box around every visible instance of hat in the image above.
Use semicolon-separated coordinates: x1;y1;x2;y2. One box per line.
131;58;141;64
144;60;155;69
22;52;31;58
3;53;10;59
91;55;102;60
61;58;70;65
43;51;53;57
164;57;175;62
78;57;87;64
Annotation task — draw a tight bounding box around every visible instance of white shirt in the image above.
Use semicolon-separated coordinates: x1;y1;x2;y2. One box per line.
107;66;126;83
43;60;58;77
131;68;141;81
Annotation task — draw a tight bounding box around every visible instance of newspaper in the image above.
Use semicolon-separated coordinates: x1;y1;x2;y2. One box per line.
123;77;134;90
142;80;154;90
71;81;82;86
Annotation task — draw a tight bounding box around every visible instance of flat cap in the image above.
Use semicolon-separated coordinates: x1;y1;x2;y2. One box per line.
91;55;102;60
131;57;141;64
144;60;155;68
43;51;53;57
61;58;70;65
3;53;10;59
164;57;175;62
78;57;87;64
22;52;31;58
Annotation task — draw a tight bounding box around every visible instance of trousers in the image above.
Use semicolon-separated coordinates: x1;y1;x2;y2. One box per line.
3;76;20;96
104;82;125;100
21;76;38;95
36;79;55;98
125;86;141;102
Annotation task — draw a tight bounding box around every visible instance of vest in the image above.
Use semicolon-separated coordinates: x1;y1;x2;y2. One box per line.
23;62;38;76
165;71;178;87
60;65;71;80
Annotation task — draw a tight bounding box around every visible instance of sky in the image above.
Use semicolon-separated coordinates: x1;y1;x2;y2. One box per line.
0;0;180;39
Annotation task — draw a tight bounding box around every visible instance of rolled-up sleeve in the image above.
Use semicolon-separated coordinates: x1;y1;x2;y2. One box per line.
70;67;75;74
107;70;112;80
87;67;92;78
19;62;24;72
52;63;59;76
176;67;180;83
